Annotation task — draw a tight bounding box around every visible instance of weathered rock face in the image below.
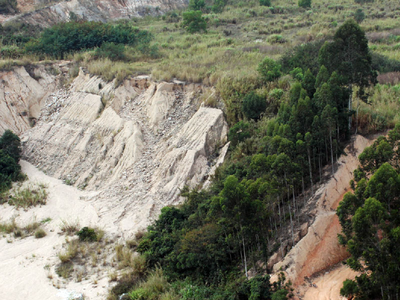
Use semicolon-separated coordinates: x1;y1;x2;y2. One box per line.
0;65;59;134
2;0;188;26
14;66;227;235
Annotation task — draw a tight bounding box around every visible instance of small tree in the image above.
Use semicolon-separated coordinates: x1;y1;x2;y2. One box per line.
182;10;207;34
189;0;205;11
258;57;282;82
0;130;21;163
242;92;267;120
298;0;311;9
354;9;365;24
260;0;271;6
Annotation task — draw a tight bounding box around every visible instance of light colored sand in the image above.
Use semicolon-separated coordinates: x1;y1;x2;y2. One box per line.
0;160;106;300
301;264;358;300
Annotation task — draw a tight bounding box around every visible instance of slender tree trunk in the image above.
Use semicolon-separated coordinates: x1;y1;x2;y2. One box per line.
348;83;352;130
307;148;314;195
242;235;248;279
329;128;334;175
289;204;294;247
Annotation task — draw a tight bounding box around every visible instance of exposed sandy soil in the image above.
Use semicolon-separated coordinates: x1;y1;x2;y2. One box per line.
299;263;358;300
0;160;109;300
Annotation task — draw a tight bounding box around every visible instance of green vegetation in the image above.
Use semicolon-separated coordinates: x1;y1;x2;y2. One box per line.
25;21;152;59
182;10;207;33
77;226;98;242
0;0;17;14
337;125;400;299
298;0;311;9
0;130;23;192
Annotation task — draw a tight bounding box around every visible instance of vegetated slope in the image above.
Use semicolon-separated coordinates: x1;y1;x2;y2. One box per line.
1;0;188;26
271;134;374;299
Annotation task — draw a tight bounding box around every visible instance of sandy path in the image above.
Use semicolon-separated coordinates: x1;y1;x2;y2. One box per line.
302;264;358;300
0;160;103;300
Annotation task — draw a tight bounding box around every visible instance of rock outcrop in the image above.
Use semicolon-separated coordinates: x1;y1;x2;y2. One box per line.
0;65;58;134
1;0;188;26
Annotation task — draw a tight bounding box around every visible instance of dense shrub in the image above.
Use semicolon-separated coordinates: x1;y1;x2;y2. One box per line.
94;42;126;61
354;8;365;23
258;57;282;82
280;40;325;75
259;0;271;6
298;0;311;9
182;10;207;34
242;91;267;120
371;52;400;73
25;22;152;58
77;227;97;242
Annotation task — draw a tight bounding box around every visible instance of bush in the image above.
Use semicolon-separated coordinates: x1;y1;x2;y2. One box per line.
26;21;152;58
258;57;282;82
94;42;126;61
354;9;365;24
77;226;97;242
298;0;311;9
242;91;267;120
34;228;46;238
228;121;251;147
259;0;271;6
0;130;21;163
182;10;207;34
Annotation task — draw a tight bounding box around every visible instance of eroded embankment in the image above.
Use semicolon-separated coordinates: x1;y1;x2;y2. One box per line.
270;135;374;300
0;64;228;300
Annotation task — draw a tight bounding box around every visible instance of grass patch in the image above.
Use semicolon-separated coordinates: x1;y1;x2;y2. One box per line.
0;217;43;239
60;219;80;235
34;228;46;238
7;184;48;209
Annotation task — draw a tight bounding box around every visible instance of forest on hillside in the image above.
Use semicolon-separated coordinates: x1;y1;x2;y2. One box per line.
1;0;400;299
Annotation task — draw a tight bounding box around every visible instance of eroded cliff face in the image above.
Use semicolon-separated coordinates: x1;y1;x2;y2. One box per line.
1;0;187;26
0;65;60;134
3;66;227;235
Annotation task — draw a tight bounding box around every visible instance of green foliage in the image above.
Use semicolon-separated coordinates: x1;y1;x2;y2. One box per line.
319;19;376;99
354;0;373;3
298;0;311;9
0;0;17;14
258;57;281;82
77;227;97;242
182;11;207;34
228;121;251;147
354;9;365;24
189;0;205;11
26;21;152;58
242;91;267;120
94;42;126;61
280;40;325;76
337;125;400;299
0;130;21;163
259;0;271;7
